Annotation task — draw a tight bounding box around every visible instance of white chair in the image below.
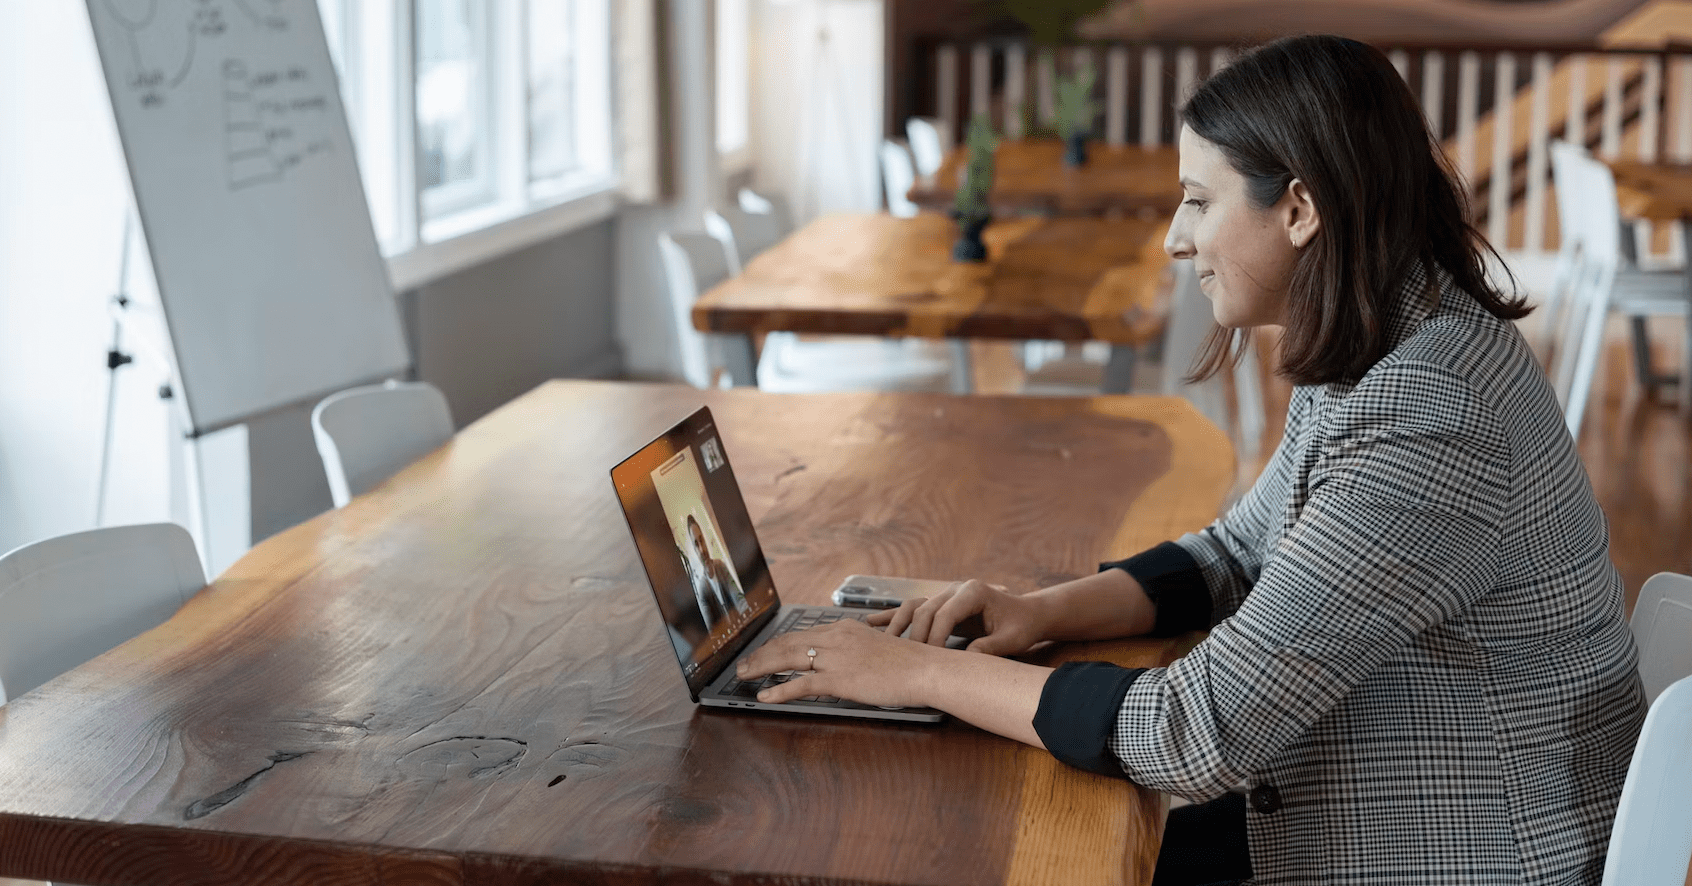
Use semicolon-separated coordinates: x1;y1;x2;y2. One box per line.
658;231;736;390
0;523;202;705
880;140;921;218
1546;142;1688;438
905;116;950;178
1600;673;1692;886
1162;260;1264;456
737;187;794;231
311;380;454;508
1631;572;1692;704
703;206;788;275
674;225;959;394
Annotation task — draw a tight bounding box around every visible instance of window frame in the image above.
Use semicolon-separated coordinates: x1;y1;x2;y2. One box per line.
317;0;619;289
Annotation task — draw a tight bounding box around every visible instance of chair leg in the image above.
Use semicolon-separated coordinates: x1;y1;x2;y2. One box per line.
1628;315;1678;395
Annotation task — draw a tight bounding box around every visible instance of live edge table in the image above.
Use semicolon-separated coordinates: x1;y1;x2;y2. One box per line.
0;380;1233;886
693;213;1172;395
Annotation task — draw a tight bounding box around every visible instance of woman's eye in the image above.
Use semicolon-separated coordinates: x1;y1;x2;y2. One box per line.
1182;198;1206;211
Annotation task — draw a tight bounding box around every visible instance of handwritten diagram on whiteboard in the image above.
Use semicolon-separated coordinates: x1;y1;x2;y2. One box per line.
85;0;410;433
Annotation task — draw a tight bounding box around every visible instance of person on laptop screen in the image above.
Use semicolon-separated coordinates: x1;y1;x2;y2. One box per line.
735;35;1642;886
684;513;747;627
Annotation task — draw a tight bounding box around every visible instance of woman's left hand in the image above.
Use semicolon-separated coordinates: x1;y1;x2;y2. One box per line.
735;619;942;708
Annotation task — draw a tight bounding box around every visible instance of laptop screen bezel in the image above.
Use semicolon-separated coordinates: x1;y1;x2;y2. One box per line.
609;405;782;701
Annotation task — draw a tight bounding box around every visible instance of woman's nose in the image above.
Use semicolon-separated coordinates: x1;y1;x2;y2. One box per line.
1165;222;1194;261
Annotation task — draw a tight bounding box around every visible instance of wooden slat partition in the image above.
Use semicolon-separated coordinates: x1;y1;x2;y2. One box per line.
917;39;1692;258
1526;53;1554;252
1005;43;1027;139
1106;46;1129;146
1140;46;1163;148
936;44;959;138
1423;51;1445;137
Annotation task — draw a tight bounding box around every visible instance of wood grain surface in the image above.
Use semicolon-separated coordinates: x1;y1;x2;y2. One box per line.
692;213;1170;344
1609;159;1692;222
907;142;1181;217
0;382;1233;886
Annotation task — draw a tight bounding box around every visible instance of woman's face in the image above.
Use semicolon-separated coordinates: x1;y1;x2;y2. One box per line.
688;521;707;557
1165;127;1317;328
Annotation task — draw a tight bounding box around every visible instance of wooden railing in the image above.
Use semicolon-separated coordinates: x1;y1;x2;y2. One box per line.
911;39;1692;258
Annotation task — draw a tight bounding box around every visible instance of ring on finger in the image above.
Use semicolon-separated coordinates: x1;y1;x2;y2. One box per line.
806;647;817;670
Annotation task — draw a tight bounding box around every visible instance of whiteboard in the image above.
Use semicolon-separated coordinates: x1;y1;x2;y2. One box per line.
84;0;409;433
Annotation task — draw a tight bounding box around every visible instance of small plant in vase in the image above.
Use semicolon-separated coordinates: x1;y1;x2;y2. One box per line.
952;114;998;263
1056;66;1098;167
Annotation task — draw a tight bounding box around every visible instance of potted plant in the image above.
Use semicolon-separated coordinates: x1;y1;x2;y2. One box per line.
1055;65;1098;167
952;114;997;262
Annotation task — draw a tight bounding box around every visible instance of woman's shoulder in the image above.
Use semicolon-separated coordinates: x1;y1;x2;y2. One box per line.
1319;283;1533;442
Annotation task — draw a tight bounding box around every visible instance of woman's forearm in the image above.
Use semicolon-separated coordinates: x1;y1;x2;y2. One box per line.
915;646;1053;748
1026;568;1157;642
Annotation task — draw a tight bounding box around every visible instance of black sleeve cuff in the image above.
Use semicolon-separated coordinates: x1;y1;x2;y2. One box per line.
1033;661;1146;778
1100;541;1212;636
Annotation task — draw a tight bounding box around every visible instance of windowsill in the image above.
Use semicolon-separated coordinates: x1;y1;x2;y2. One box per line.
386;179;620;291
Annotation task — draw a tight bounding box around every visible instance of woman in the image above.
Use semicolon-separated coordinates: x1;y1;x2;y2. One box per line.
737;35;1645;885
686;514;745;622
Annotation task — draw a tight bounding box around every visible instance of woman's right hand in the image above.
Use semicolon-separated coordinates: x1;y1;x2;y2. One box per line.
866;579;1052;656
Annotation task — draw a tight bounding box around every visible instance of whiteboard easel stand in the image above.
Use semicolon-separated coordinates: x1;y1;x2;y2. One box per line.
94;212;137;528
94;210;217;580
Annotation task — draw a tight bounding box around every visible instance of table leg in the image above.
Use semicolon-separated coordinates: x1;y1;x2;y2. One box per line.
949;340;974;394
1102;344;1137;394
1682;224;1692;415
710;333;758;388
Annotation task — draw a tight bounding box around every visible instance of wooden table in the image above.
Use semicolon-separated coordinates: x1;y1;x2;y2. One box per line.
907;141;1181;217
1604;159;1692;412
0;381;1234;886
693;213;1172;394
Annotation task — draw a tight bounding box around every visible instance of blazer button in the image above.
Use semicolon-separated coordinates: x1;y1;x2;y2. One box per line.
1250;785;1283;814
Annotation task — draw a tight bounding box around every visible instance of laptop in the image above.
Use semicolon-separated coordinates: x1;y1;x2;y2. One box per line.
610;405;947;723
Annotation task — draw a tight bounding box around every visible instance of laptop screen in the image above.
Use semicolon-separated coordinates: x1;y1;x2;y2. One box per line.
610;406;778;695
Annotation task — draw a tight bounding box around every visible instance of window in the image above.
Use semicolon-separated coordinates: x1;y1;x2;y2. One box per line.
416;0;494;215
716;0;750;167
312;0;615;278
527;0;612;198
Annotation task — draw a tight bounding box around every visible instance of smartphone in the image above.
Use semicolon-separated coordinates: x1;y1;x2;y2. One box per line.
830;575;957;609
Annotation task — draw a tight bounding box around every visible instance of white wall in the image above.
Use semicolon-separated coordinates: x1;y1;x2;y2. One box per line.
0;3;181;559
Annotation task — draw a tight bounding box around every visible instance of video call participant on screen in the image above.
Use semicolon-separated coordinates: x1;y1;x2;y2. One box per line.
734;35;1643;886
685;514;744;629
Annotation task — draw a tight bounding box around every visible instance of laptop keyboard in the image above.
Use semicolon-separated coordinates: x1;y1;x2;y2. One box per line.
719;608;869;705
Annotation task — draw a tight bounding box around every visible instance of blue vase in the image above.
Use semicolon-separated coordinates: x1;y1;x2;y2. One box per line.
1064;133;1089;167
953;215;990;262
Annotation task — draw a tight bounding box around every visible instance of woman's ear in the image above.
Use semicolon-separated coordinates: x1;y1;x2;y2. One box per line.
1284;178;1321;249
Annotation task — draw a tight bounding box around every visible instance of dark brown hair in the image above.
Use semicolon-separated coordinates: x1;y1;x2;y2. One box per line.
1180;35;1529;385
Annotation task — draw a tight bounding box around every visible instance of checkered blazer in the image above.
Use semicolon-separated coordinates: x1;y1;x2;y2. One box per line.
1109;266;1646;884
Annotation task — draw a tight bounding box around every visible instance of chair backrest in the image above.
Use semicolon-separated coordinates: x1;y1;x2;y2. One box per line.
0;523;203;704
703;206;788;275
311;380;454;508
905;117;949;177
1600;674;1692;886
657;232;734;389
1158;260;1265;457
879;140;920;218
1546;142;1624;439
1631;572;1692;704
737;187;795;234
